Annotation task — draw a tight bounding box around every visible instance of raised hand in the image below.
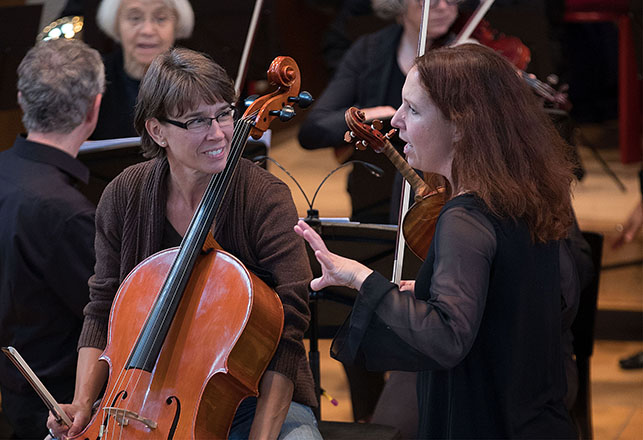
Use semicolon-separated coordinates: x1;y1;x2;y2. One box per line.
294;220;373;291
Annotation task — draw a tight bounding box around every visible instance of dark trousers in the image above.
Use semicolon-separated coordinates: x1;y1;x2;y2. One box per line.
0;379;74;440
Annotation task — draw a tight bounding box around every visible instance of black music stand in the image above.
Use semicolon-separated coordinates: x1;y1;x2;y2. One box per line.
304;220;422;422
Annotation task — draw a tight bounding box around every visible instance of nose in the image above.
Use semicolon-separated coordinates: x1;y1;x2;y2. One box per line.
391;106;404;130
431;0;448;9
140;17;156;35
205;119;226;141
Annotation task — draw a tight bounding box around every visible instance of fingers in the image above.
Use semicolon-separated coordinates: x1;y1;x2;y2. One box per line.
310;276;327;292
294;220;329;253
399;280;415;292
46;413;69;439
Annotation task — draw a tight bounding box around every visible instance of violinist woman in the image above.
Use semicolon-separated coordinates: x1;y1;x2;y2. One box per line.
295;44;579;438
298;0;462;224
48;48;322;439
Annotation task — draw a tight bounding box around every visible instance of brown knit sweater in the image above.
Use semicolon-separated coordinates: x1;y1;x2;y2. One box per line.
79;157;317;407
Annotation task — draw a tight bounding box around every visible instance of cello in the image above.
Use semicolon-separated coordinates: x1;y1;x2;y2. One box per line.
69;57;312;440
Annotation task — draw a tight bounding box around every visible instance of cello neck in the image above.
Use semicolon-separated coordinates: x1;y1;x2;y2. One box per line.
380;139;429;199
127;116;253;372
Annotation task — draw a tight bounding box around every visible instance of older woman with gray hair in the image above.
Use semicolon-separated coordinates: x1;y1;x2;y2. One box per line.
90;0;194;139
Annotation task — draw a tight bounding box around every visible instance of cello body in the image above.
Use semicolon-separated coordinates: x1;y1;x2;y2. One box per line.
75;248;283;439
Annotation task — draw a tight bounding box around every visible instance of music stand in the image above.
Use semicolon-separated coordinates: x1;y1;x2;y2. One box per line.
305;220;423;418
78;138;146;206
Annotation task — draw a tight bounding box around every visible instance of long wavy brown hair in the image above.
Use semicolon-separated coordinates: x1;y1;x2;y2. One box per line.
415;44;574;243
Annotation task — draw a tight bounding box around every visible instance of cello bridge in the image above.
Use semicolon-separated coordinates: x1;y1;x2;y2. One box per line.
103;407;158;429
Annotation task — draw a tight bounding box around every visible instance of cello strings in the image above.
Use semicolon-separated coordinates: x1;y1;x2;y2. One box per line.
105;111;258;434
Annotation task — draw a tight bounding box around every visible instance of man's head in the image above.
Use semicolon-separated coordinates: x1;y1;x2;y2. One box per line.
17;39;105;135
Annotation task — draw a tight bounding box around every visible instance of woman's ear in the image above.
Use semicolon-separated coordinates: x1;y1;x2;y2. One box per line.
145;118;166;147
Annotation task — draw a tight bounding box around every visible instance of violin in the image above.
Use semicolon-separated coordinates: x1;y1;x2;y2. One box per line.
344;107;447;260
71;57;311;439
454;7;571;111
471;19;531;71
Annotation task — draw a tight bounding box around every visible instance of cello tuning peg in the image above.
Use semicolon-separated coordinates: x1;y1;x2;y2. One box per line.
344;131;354;143
244;94;259;109
288;91;314;108
269;105;296;122
371;120;383;131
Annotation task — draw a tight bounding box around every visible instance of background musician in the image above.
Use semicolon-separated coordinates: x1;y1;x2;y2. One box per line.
0;38;103;439
48;47;321;440
296;44;579;439
298;0;462;225
89;0;194;139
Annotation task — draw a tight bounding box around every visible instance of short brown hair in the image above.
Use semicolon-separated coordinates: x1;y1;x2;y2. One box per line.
134;47;236;158
414;44;574;242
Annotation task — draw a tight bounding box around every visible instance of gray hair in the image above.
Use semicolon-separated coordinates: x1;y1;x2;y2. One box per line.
371;0;407;20
17;39;105;134
135;47;235;158
97;0;194;42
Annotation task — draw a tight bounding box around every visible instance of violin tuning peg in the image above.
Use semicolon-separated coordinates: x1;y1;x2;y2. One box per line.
344;131;354;143
358;140;368;149
546;74;559;86
371;120;383;131
385;129;397;139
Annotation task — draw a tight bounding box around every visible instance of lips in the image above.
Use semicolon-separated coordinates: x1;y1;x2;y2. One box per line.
136;43;160;51
202;147;224;157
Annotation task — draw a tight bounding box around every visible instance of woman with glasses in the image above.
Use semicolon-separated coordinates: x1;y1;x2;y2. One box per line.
298;0;463;224
47;47;322;440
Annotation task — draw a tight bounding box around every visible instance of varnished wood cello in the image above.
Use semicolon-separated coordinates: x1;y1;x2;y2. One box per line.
69;57;311;440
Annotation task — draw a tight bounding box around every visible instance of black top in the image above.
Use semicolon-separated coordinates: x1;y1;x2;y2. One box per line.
332;194;577;438
298;24;407;223
0;136;95;393
90;48;140;140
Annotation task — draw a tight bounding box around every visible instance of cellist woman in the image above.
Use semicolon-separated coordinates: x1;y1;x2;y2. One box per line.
48;47;322;440
295;44;579;439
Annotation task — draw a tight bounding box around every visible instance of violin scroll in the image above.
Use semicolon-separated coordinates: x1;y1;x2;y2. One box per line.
243;56;313;139
343;107;388;152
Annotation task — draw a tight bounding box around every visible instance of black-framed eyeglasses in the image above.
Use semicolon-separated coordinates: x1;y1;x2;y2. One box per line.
159;106;236;132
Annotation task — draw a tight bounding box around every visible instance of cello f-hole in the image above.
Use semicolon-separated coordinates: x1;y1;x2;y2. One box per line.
166;396;181;440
